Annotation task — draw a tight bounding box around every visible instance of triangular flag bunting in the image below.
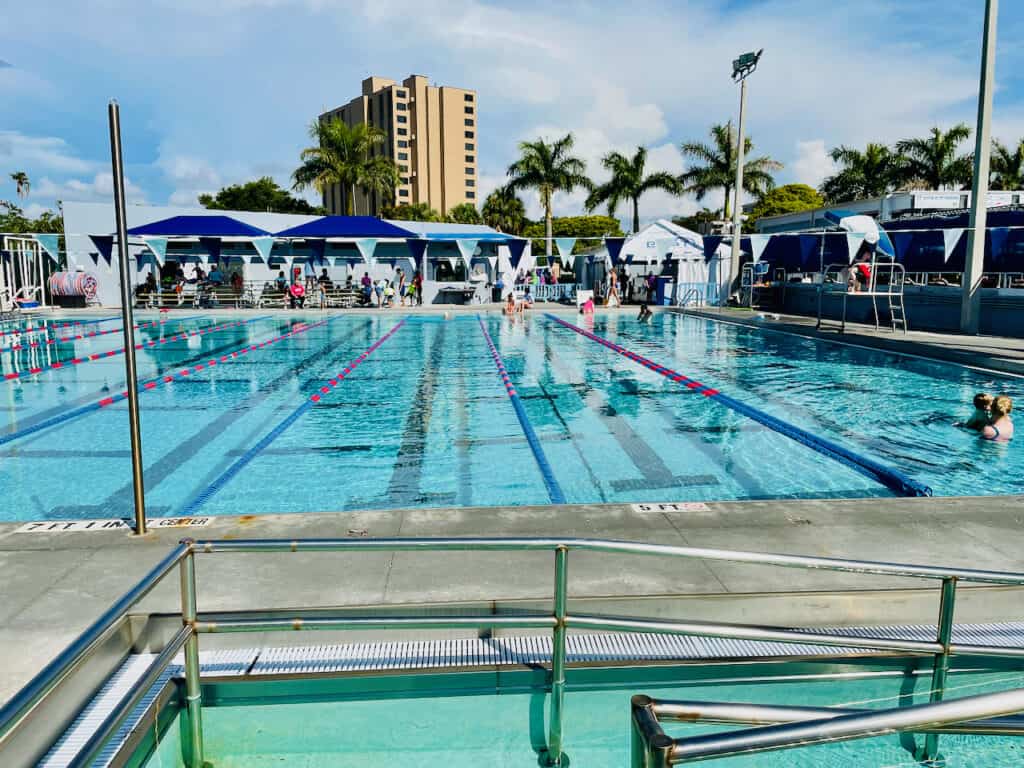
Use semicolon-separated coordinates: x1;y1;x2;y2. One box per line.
143;236;168;266
487;255;498;271
988;227;1011;267
454;238;479;263
748;235;771;263
605;237;626;266
33;234;61;263
355;238;378;262
306;239;326;264
507;239;528;270
199;237;222;263
252;236;275;262
943;228;965;262
554;238;576;260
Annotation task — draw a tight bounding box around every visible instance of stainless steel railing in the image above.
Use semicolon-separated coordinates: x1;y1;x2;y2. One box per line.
3;536;1024;768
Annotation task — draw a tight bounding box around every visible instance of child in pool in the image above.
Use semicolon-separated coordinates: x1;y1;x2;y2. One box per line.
961;393;994;431
982;395;1014;442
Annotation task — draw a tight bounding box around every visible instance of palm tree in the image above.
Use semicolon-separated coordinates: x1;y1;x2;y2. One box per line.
679;122;782;219
990;139;1024;191
820;143;903;203
446;202;482;225
292;119;396;215
895;124;973;189
585;147;680;233
481;186;527;235
506;134;591;259
357;156;401;214
10;172;29;199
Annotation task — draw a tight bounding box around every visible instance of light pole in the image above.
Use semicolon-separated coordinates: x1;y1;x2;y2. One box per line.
725;49;763;306
960;0;998;334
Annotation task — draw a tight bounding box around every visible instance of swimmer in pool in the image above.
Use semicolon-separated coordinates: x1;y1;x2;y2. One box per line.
638;302;653;323
960;392;994;431
982;395;1014;443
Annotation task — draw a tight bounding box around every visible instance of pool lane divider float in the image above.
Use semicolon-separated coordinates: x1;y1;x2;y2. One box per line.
2;315;237;384
543;313;933;498
0;314;203;355
0;315;121;340
477;315;567;504
0;315;280;447
179;319;407;516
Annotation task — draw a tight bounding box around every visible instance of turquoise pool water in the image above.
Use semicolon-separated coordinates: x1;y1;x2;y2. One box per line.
0;311;1020;520
141;669;1024;766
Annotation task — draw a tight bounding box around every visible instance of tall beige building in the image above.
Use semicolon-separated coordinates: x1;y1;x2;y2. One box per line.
318;75;478;216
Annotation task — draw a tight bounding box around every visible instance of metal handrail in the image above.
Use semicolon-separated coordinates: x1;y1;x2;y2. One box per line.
631;688;1024;765
3;536;1024;768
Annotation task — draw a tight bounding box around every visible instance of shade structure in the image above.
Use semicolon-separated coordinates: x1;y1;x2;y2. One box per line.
126;215;271;238
274;216;415;239
824;210;895;259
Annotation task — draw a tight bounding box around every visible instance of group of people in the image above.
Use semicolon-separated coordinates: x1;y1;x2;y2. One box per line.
962;393;1015;442
603;267;658;307
138;263;244;304
359;267;423;308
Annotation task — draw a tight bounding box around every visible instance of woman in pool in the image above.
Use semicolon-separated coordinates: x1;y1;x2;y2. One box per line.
961;393;994;431
982;395;1014;442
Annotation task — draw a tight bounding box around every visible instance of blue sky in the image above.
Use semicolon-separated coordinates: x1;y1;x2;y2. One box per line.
2;0;1024;227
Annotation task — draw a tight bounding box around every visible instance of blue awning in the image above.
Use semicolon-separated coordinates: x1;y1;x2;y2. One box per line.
275;216;415;238
127;215;271;237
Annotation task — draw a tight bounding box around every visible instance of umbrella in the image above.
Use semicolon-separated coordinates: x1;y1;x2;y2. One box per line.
824;210;896;259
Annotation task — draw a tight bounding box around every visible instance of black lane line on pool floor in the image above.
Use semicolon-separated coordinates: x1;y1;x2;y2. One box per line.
49;319;373;519
177;320;405;516
544;314;933;498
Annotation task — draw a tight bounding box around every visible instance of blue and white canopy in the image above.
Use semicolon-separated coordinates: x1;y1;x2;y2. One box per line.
824;210;896;260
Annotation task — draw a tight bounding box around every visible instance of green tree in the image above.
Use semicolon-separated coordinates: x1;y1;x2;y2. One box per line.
0;201;63;234
292;118;397;215
679;122;782;219
522;215;623;258
506;134;591;260
820;143;903;203
199;176;324;214
446;202;482;225
990;139;1024;191
585;146;680;233
10;171;29;199
672;207;720;233
481;186;527;235
381;202;443;222
895;124;973;189
746;184;823;226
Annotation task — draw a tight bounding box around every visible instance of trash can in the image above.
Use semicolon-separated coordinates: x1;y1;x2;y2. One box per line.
655;276;675;306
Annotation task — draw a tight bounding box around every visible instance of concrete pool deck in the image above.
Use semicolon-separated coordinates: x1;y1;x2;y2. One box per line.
2;494;1023;705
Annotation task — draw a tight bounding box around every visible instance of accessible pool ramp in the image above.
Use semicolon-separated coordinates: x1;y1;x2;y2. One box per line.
4;537;1024;767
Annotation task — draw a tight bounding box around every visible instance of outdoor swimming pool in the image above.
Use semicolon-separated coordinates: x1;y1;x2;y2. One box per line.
0;310;1020;521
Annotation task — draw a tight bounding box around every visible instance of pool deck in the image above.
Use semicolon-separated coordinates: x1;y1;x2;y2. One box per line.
2;493;1023;705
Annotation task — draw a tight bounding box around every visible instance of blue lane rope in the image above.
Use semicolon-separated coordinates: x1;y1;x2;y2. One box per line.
179;319;407;515
0;316;272;447
477;315;567;504
544;313;932;498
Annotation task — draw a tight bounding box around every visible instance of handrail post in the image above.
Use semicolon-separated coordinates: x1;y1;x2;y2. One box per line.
631;696;673;768
547;545;569;766
179;542;205;768
920;576;957;764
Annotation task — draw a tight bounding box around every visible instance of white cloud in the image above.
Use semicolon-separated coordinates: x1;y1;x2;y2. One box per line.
32;173;146;205
791;140;836;189
0;131;92;174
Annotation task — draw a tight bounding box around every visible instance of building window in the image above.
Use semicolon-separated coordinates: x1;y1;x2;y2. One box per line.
466;167;474;175
396;90;406;98
466;180;475;187
465;131;474;139
466;191;476;199
398;128;408;136
398;140;409;148
397;114;407;123
398;151;409;160
396;102;407;111
399;165;409;172
464;106;474;115
465;155;474;163
464;93;473;101
465;143;474;151
401;178;410;185
464;118;474;126
399;189;409;197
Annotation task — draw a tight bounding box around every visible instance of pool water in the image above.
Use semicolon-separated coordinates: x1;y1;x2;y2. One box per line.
0;311;1020;521
141;669;1024;767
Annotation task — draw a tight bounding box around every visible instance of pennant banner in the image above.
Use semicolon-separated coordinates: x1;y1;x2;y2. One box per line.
507;239;528;270
605;237;626;266
454;238;479;264
33;234;61;263
702;235;725;262
355;238;378;262
943;228;965;262
306;238;326;264
405;238;429;263
748;235;771;264
988;227;1011;268
199;237;222;264
252;237;275;262
142;236;168;267
554;238;576;266
487;255;498;272
88;235;114;269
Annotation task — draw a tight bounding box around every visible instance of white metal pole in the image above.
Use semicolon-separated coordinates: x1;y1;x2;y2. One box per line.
960;0;999;334
727;80;747;305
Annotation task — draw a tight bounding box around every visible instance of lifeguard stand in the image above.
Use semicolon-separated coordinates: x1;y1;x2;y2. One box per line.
816;253;907;334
